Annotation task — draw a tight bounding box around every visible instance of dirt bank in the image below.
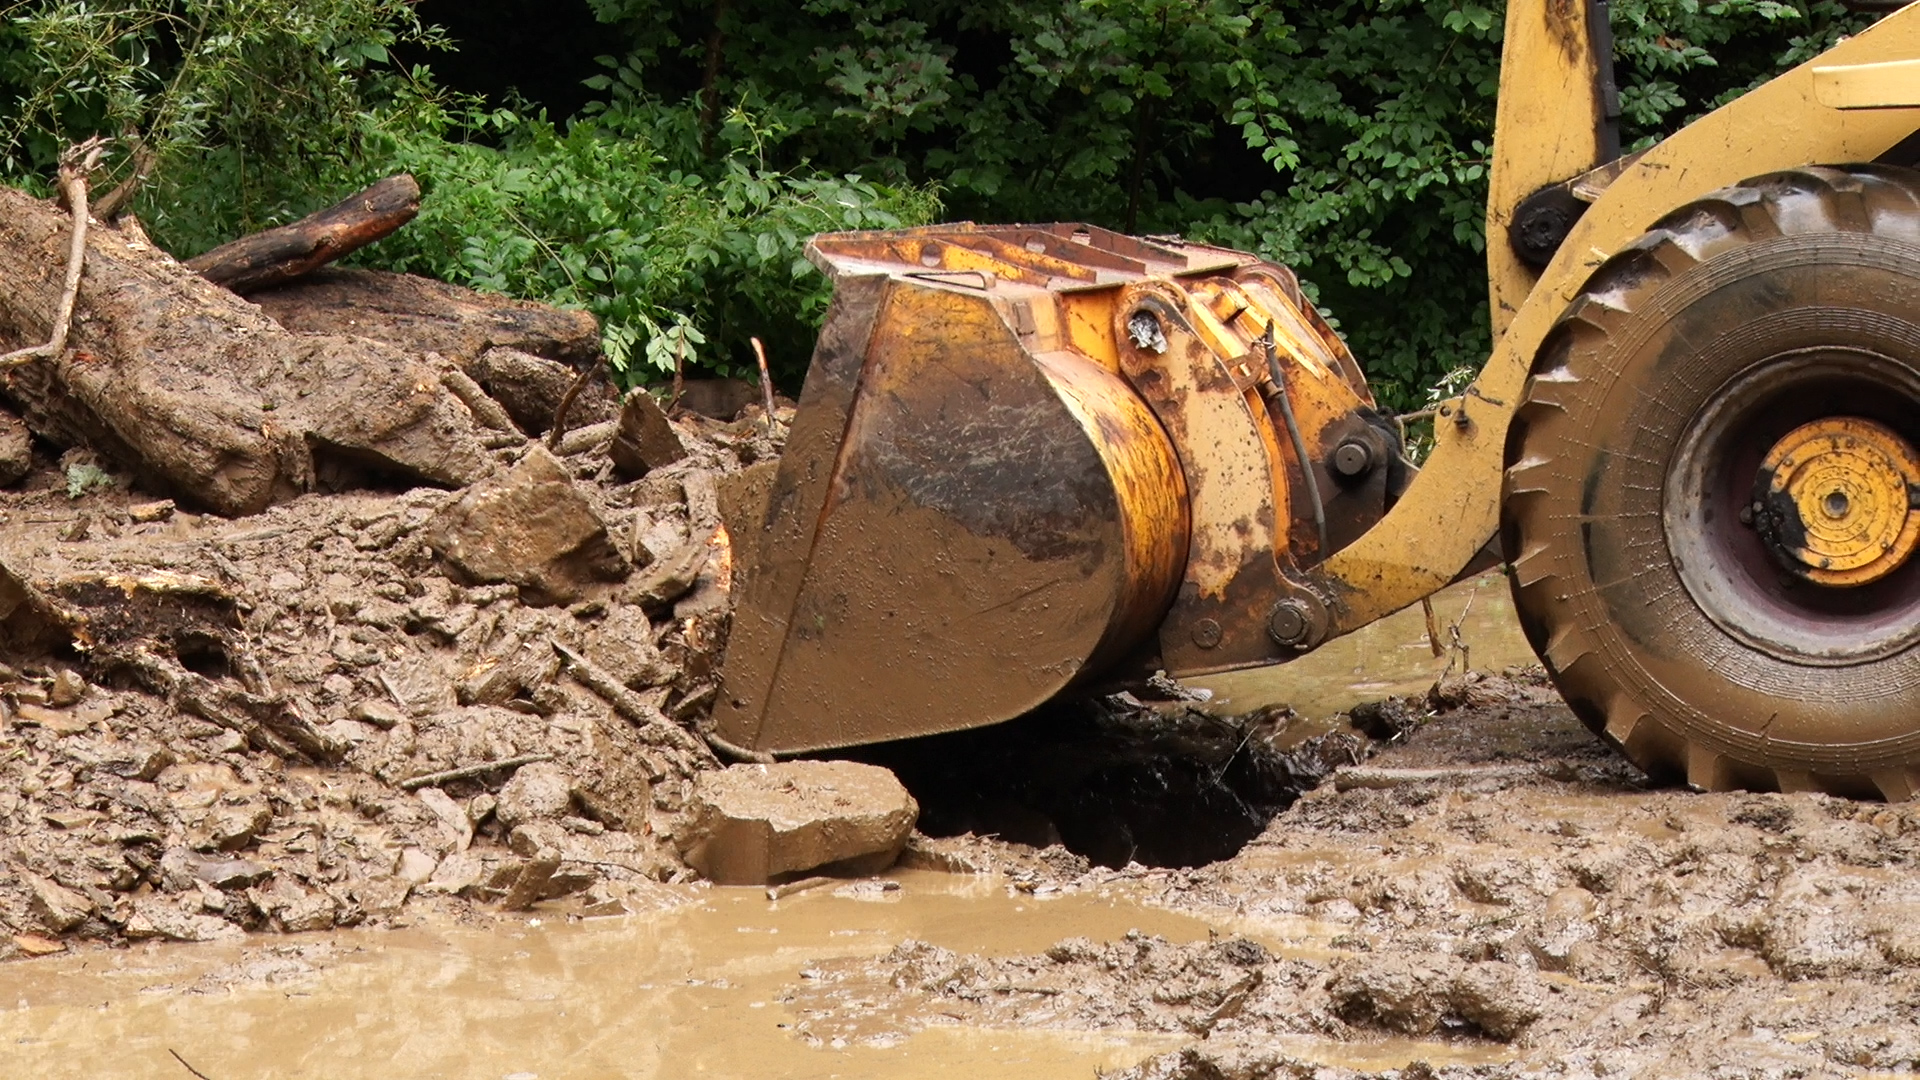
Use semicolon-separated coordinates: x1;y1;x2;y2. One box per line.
0;402;778;957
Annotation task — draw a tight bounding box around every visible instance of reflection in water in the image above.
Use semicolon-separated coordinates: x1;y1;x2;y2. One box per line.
1192;576;1535;719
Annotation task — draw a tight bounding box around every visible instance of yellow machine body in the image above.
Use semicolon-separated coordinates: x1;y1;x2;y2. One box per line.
713;2;1920;759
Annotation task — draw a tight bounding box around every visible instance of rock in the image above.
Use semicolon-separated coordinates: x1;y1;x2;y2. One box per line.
26;874;93;932
626;537;709;614
353;699;404;730
100;741;175;781
584;605;676;690
1450;961;1544;1040
472;347;618;435
1327;956;1459;1035
422;851;489;895
675;378;759;420
159;847;272;891
396;847;438;885
456;638;559;707
425;446;630;604
497;762;575;828
193;857;273;891
127;499;176;524
12;933;66;957
417;786;474;851
250;878;338;933
609;390;687;479
12;702;92;735
123;897;242;942
500;856;564;911
679;761;920;886
0;408;29;487
204;801;273;851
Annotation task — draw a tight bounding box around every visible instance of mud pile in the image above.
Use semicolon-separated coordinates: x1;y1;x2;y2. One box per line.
0;261;798;956
792;675;1920;1078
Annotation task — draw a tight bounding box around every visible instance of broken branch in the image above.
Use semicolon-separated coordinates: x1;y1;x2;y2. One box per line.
1;138;108;370
549;638;716;763
398;754;553;792
750;335;776;435
187;174;420;295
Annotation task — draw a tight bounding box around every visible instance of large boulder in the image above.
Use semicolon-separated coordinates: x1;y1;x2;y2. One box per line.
679;761;919;886
424;446;630;604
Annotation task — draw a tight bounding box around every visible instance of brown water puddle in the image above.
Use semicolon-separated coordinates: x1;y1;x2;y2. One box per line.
1193;576;1535;719
0;870;1505;1079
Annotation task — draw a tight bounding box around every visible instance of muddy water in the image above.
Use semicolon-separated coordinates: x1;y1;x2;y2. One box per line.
1;872;1193;1079
0;869;1506;1079
1192;575;1536;718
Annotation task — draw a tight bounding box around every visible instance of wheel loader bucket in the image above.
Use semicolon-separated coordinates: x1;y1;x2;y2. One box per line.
712;224;1384;755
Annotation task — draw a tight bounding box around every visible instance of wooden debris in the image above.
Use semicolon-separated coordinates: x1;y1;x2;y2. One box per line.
187;174;420;294
398;754;554;792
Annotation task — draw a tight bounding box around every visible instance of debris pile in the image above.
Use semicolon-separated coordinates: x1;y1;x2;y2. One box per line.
0;180;846;958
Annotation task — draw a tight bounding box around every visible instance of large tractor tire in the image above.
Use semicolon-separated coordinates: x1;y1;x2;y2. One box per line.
1502;164;1920;800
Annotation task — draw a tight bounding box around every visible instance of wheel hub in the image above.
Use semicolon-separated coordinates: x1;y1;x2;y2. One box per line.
1752;417;1920;587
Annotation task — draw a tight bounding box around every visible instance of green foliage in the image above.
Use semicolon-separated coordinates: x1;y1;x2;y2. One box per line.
580;0;1870;408
356;103;939;379
0;1;938;384
0;0;443;226
0;0;1878;402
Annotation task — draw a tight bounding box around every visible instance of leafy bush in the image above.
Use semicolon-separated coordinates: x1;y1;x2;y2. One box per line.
580;0;1870;407
0;0;441;225
354;103;939;380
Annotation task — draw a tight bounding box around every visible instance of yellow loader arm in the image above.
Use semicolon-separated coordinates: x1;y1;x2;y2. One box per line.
1312;2;1920;638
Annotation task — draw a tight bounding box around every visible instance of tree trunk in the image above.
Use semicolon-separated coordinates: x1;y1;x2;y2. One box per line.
247;267;602;369
0;187;493;517
187;174;421;295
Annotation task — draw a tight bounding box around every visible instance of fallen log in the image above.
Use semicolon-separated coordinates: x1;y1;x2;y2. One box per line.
186;174;420;295
249;267;602;368
0;185;493;516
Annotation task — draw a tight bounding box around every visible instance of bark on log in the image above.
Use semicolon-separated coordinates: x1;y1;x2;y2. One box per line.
0;187;493;517
186;174;421;295
249;268;602;369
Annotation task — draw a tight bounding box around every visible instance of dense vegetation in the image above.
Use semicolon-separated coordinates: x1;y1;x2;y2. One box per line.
0;0;1871;404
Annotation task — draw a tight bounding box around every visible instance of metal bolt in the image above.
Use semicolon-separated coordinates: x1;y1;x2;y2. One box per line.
1738;505;1754;526
1332;440;1373;478
1191;618;1223;649
1267;601;1311;648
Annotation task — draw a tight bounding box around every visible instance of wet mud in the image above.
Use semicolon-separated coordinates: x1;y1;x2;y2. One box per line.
3;515;1916;1078
825;678;1920;1078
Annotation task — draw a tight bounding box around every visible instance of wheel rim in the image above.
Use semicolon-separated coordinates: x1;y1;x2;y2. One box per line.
1664;347;1920;666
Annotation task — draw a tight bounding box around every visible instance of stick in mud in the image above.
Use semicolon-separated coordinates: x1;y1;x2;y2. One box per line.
547;361;602;450
168;1049;216;1080
186;174;420;294
398;754;553;792
548;638;715;762
751;336;776;434
766;875;834;901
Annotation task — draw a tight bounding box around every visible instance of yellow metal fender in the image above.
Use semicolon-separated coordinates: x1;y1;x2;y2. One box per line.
1312;4;1920;637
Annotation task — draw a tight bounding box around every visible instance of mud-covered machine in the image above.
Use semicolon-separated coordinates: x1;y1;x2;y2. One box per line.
713;2;1920;799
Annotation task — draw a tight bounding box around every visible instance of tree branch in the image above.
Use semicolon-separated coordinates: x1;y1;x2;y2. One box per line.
1;137;109;370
